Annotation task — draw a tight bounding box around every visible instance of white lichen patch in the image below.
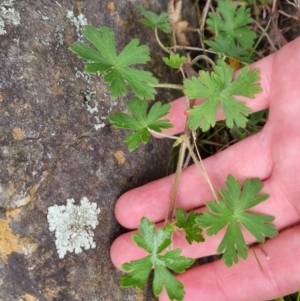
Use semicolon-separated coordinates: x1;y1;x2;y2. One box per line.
0;0;21;35
66;10;87;40
82;88;97;113
74;67;92;85
54;24;64;49
94;117;105;130
47;197;100;259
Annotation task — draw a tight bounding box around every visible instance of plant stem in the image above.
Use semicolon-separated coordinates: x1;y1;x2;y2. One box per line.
190;55;215;67
248;17;272;58
199;0;212;34
170;45;217;54
151;83;184;90
148;130;178;140
165;134;187;225
185;138;219;201
154;27;172;55
252;246;263;271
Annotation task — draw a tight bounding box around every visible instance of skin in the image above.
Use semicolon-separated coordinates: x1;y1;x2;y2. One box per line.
110;36;300;301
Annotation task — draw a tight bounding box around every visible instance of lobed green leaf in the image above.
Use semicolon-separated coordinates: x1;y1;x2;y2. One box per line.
136;5;172;33
69;25;158;99
108;97;173;151
121;256;152;288
163;54;187;69
184;60;262;131
207;1;256;49
153;265;185;300
120;217;194;300
205;37;254;63
196;174;278;267
175;208;204;244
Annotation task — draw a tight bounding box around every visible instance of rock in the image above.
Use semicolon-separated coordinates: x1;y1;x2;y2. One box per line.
0;0;186;300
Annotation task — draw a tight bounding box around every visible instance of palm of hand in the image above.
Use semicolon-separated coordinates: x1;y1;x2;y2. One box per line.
110;37;300;301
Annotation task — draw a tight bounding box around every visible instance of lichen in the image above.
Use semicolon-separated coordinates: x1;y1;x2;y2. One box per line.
66;10;87;40
47;197;100;259
0;208;38;262
0;0;21;35
114;150;126;164
54;24;64;49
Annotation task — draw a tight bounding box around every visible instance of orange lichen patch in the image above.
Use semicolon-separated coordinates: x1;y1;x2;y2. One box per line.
12;127;26;140
107;2;115;12
0;209;38;262
6;208;21;220
114;150;126;164
20;294;39;301
0;219;19;261
107;2;122;26
0;93;3;101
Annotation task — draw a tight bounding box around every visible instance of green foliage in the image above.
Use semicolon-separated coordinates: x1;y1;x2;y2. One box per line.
69;3;280;298
175;208;204;244
136;4;172;33
184;60;262;131
205;37;254;63
163;54;187;69
121;217;194;301
196;175;278;267
248;109;268;126
108;97;173;151
207;1;256;49
69;25;158;99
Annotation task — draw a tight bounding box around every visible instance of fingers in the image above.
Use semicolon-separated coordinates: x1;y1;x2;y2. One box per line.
110;175;300;269
115;129;272;229
159;225;300;301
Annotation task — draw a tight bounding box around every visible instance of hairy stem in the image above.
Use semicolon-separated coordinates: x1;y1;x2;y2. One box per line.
151;83;184;90
165;134;187;225
199;0;212;35
148;130;178;140
191;55;215;67
185;138;219;201
248;17;272;58
154;27;172;54
170;45;217;54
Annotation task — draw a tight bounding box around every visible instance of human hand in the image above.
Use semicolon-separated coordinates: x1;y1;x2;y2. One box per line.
110;37;300;301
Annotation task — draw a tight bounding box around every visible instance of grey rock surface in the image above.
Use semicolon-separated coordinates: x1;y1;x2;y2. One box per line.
0;0;182;300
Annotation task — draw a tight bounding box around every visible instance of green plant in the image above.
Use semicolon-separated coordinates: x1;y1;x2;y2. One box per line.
207;1;256;49
69;25;158;99
184;59;262;131
107;97;173;151
69;1;281;300
197;175;277;267
121;217;194;300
